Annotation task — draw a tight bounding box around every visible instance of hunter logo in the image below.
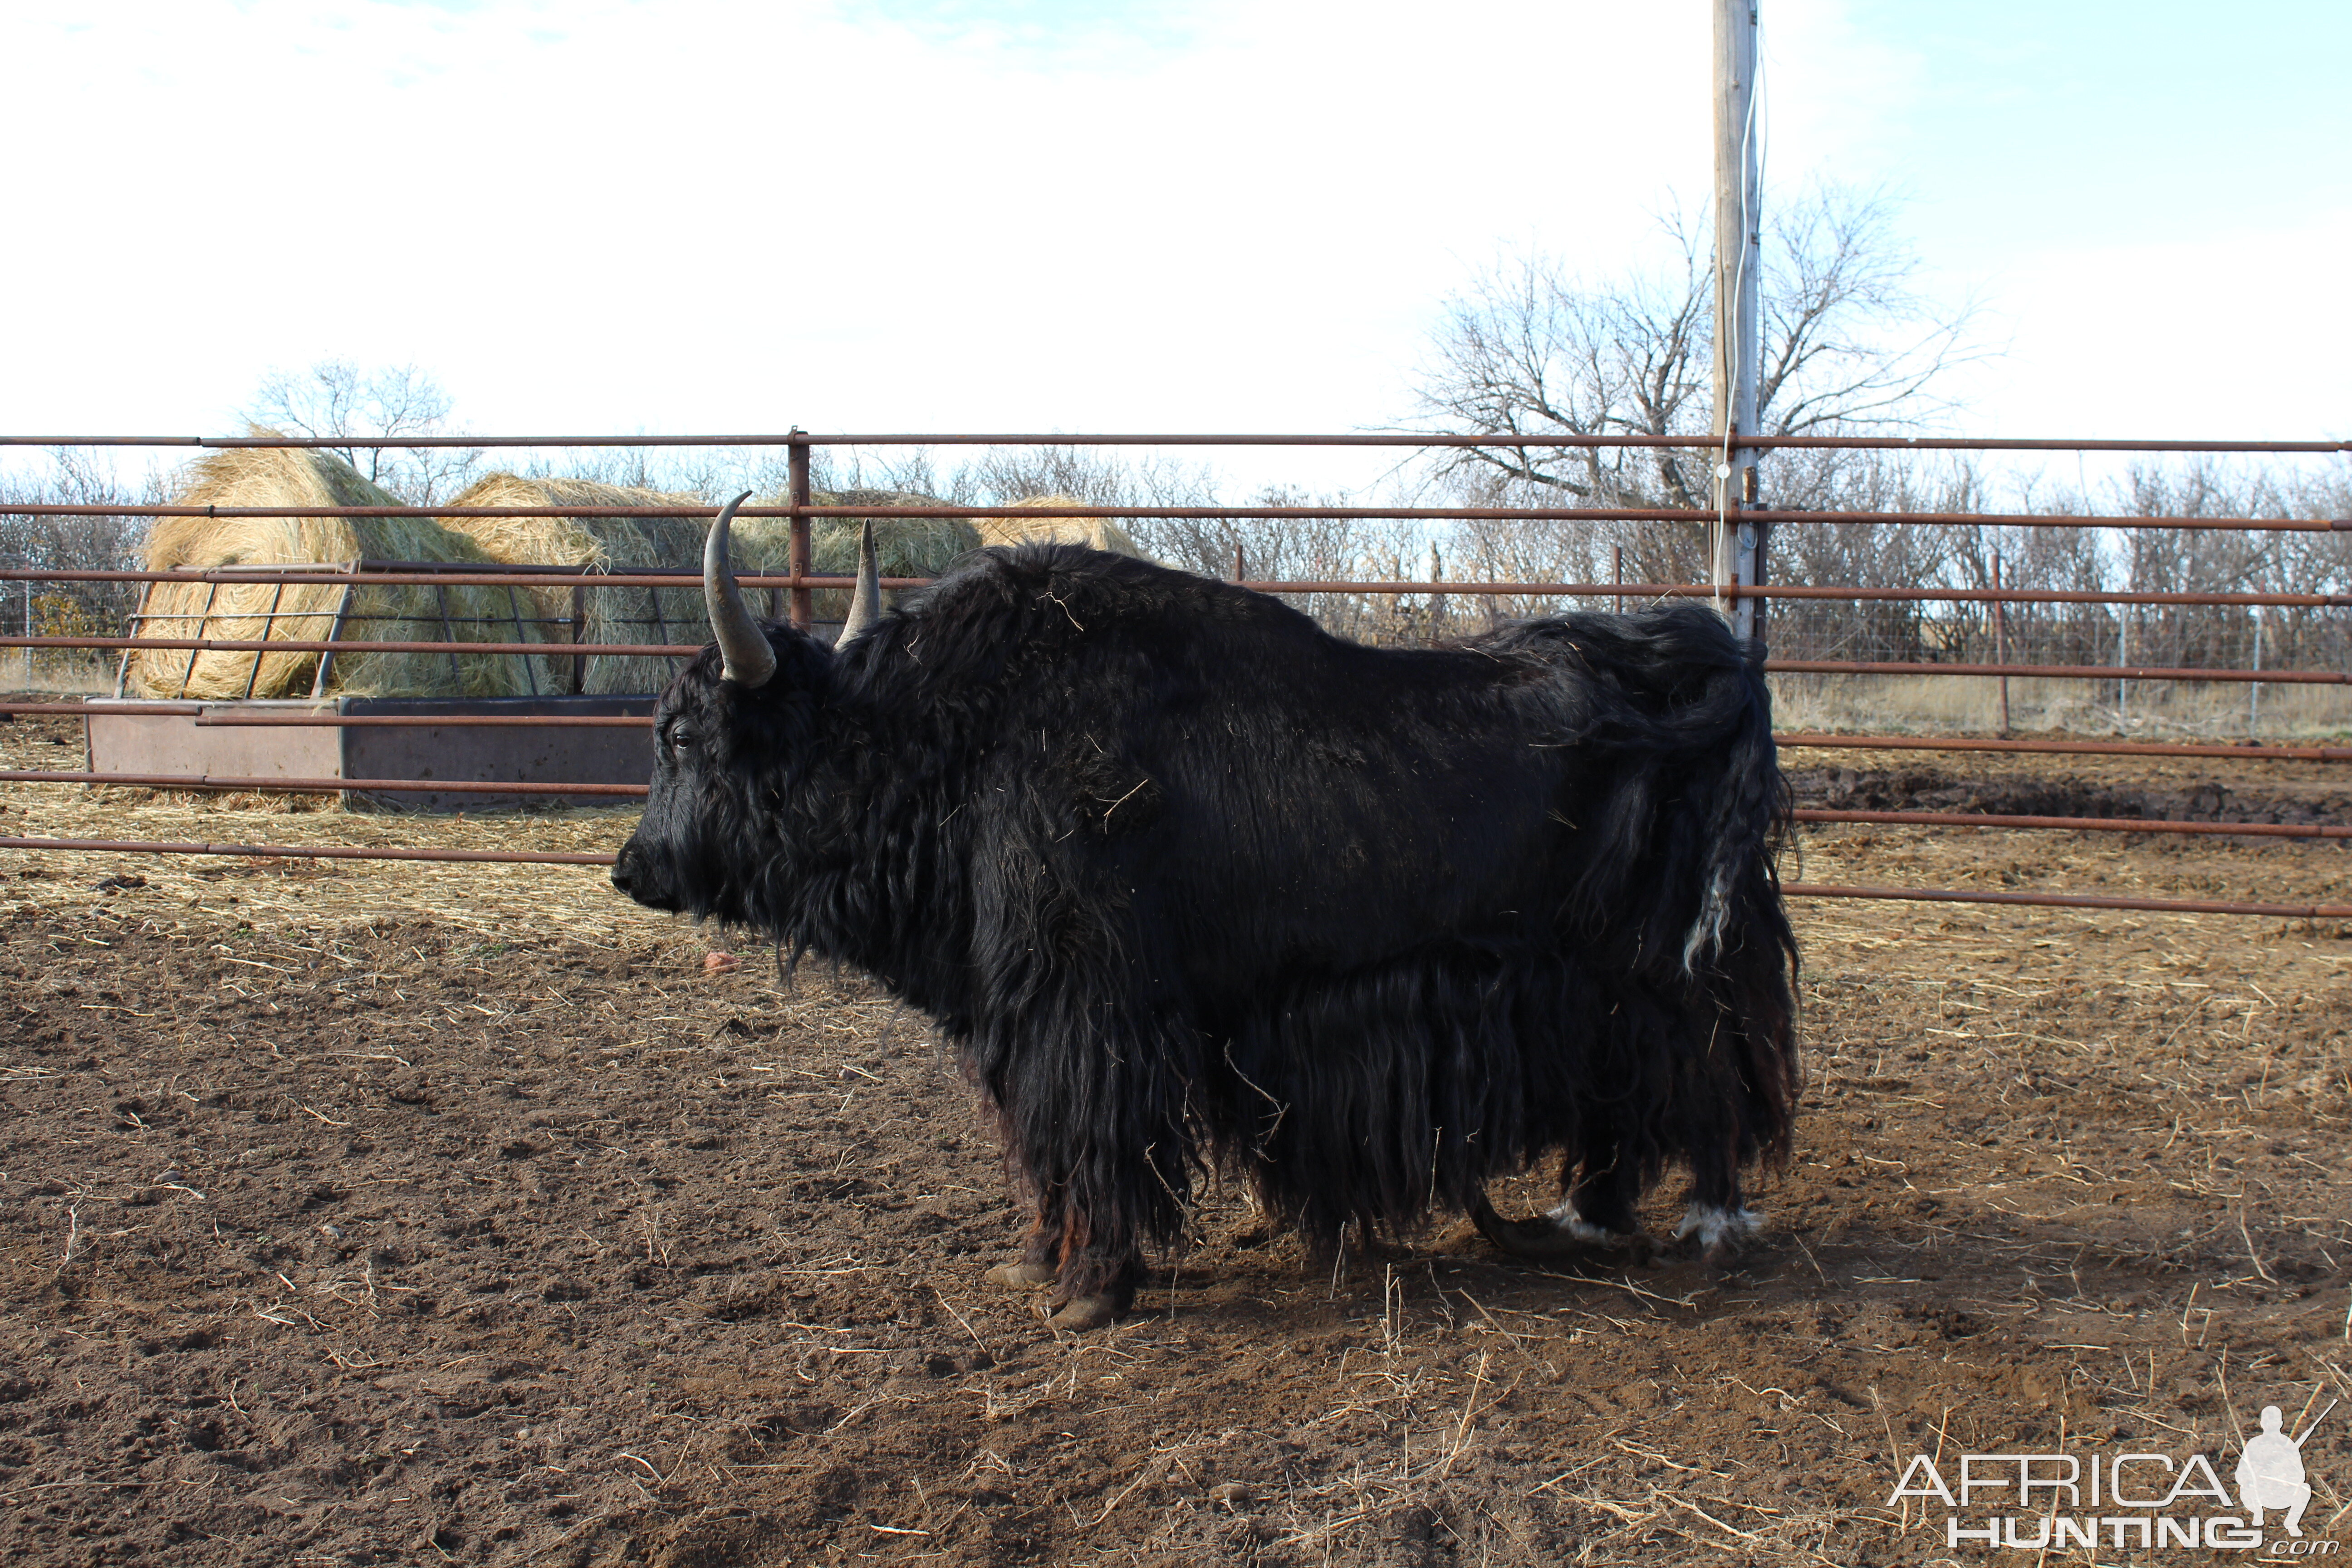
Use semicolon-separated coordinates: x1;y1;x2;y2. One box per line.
1886;1398;2336;1553
2240;1405;2319;1539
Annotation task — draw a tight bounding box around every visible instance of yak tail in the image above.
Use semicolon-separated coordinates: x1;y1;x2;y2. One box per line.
1681;630;1786;975
1529;604;1789;981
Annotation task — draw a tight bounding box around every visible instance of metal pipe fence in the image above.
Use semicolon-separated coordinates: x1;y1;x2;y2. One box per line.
3;428;2346;917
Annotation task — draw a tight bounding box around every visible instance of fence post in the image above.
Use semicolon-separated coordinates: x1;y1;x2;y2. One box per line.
788;428;813;632
1710;0;1765;643
2250;604;2263;735
2118;596;2129;723
571;582;586;695
1993;550;2011;737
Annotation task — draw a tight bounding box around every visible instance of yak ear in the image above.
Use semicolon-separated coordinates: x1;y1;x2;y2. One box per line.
703;491;776;689
835;519;881;649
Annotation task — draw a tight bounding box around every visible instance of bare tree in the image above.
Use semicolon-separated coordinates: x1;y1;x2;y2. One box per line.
1413;183;1986;511
0;450;157;685
242;360;481;505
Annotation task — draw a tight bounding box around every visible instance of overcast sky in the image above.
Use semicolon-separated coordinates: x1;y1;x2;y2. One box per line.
4;0;2344;490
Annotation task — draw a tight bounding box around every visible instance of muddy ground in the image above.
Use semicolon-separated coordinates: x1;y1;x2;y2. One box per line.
0;712;2346;1565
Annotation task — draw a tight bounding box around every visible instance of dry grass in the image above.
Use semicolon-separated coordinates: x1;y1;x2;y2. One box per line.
740;490;981;627
439;473;720;696
1773;672;2352;740
442;480;982;683
974;495;1150;560
126;435;559;702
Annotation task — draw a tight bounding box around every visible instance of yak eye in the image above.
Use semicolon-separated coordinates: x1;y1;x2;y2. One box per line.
669;728;695;754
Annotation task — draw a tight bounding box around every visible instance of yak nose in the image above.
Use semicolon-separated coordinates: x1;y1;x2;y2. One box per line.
609;843;679;911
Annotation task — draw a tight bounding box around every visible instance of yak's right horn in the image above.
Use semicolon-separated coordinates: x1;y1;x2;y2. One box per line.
702;491;776;689
835;519;882;648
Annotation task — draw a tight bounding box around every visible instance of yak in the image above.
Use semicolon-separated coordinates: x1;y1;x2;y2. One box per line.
612;495;1800;1330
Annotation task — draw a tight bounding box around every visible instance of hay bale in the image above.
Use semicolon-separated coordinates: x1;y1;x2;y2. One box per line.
126;437;558;701
438;475;717;696
738;490;981;627
439;480;980;691
973;495;1149;559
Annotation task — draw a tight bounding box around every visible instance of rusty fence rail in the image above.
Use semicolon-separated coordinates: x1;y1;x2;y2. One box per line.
9;705;2352;760
1;833;2345;921
7;768;2347;841
5;565;2350;609
7;637;2345;687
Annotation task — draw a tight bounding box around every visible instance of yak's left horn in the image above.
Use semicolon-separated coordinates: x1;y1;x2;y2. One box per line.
702;491;776;689
835;519;882;648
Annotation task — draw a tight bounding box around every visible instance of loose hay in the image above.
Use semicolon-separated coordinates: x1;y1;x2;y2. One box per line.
126;436;557;701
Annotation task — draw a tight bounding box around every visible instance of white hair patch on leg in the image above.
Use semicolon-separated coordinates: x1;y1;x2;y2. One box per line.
1543;1199;1627;1245
1673;1204;1761;1250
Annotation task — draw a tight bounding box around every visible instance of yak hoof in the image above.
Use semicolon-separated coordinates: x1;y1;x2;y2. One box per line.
984;1261;1058;1290
1046;1294;1119;1332
1672;1204;1761;1264
1470;1192;1649;1263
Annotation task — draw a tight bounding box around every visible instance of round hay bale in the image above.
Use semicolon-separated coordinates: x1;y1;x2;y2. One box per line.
737;491;981;627
127;437;557;701
974;495;1150;559
439;481;980;688
438;475;720;696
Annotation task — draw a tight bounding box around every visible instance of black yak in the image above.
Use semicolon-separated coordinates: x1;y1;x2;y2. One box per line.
611;495;1799;1329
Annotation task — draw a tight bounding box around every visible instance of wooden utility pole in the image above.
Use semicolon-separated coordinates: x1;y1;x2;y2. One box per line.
1710;0;1764;643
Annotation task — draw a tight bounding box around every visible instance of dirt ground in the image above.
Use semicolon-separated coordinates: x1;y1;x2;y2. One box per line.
0;711;2347;1565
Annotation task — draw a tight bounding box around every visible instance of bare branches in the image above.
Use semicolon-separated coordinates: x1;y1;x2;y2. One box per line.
242;360;481;505
1410;183;1989;513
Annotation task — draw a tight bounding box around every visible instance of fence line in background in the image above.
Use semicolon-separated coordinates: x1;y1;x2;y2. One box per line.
7;431;2349;453
0;835;610;866
5;565;2347;611
8;501;2348;534
0;770;643;797
8;705;2350;760
5;833;2344;921
4;427;2347;916
9;769;2347;839
10;636;2344;686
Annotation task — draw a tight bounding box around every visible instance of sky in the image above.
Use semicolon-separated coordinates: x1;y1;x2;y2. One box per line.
2;0;2345;492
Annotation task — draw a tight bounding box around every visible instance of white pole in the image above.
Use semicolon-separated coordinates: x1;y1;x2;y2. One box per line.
2251;606;2264;735
1711;0;1764;642
2117;593;2129;723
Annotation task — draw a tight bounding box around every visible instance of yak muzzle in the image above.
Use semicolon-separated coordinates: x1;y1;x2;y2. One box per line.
608;842;679;912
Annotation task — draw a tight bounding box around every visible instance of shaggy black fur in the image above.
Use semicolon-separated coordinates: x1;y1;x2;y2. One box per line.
612;545;1799;1318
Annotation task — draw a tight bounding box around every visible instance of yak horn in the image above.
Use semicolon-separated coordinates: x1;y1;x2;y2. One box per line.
835;519;882;648
702;491;776;689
